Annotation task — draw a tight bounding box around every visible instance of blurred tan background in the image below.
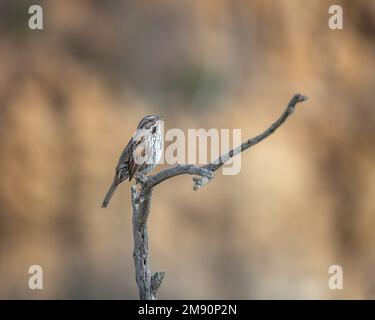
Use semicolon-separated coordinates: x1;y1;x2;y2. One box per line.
0;0;374;299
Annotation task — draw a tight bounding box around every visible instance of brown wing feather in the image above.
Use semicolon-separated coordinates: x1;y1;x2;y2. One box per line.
128;136;146;181
128;159;139;181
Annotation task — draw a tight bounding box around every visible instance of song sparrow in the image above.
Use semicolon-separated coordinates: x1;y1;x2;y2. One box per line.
102;115;163;208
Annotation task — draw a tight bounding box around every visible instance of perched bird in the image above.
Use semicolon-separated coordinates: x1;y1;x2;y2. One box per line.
102;115;163;208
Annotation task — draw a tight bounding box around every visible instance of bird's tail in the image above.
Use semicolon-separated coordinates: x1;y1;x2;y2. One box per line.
102;181;118;208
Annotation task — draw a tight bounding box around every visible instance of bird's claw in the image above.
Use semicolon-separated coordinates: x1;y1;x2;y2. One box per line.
134;173;148;185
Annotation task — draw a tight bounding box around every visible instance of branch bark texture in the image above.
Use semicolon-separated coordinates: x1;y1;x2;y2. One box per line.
131;93;308;299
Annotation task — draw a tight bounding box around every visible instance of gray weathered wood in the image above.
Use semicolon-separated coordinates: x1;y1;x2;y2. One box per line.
131;93;308;299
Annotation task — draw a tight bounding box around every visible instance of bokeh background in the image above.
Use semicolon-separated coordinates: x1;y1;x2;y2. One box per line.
0;0;374;299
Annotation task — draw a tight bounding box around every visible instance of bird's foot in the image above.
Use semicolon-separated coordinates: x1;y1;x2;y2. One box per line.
134;173;148;185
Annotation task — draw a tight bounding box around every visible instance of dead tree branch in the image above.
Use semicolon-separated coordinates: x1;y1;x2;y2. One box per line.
131;93;308;299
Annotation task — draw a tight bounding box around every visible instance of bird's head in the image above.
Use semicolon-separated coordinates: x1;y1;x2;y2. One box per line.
137;115;163;130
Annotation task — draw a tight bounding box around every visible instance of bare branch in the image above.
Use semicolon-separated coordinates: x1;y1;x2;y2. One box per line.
204;93;308;171
131;93;308;299
139;165;214;190
131;186;160;300
151;271;165;295
137;93;308;190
